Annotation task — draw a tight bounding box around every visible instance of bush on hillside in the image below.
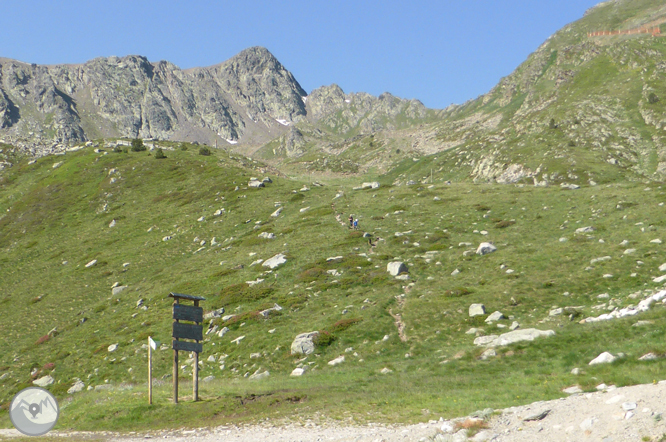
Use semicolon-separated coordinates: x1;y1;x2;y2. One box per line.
131;139;146;152
199;146;211;156
113;145;123;153
649;92;660;104
154;148;166;159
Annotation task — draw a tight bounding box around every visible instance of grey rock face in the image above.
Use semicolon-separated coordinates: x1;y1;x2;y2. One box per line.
387;261;408;276
0;47;306;147
291;332;319;355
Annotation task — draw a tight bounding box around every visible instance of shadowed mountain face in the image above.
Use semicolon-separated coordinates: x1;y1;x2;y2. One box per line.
0;47;308;147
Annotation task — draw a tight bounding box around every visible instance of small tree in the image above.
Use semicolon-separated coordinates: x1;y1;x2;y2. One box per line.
199;146;211;156
549;118;557;129
131;139;146;152
648;92;660;104
154;148;166;159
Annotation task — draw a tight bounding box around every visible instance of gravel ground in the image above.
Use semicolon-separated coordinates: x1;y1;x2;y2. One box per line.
2;381;666;441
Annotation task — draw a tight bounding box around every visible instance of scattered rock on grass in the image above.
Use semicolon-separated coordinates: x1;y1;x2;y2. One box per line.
291;332;319;355
589;352;616;365
469;304;486;317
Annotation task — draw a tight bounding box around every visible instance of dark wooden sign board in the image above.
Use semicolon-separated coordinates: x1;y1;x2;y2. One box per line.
168;292;205;404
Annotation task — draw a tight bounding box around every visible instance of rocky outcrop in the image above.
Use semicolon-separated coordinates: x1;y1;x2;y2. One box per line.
0;48;307;147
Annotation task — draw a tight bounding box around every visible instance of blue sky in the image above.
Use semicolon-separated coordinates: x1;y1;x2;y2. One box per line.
1;0;601;109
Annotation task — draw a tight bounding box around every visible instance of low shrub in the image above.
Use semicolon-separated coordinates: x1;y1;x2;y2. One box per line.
35;335;50;346
330;318;363;333
199;146;211;156
154;148;166;159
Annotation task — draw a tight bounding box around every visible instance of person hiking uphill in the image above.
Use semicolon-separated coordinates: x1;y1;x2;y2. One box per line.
349;214;354;229
353;219;359;230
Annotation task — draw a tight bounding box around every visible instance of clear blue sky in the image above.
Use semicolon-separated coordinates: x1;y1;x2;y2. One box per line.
0;0;601;109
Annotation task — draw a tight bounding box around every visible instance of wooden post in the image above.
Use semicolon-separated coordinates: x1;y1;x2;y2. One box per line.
148;340;152;405
193;300;199;402
173;297;179;404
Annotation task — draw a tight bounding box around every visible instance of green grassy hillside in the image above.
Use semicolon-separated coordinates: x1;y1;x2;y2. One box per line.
1;143;666;432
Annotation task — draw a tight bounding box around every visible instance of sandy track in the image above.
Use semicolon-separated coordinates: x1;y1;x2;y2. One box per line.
2;381;666;441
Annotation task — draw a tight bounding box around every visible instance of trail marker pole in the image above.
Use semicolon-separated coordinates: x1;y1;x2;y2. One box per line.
148;336;159;405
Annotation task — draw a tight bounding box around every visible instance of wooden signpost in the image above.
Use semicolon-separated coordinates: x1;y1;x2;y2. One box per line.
169;292;205;404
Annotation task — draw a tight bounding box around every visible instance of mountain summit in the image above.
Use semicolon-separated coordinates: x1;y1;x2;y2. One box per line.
0;47;307;147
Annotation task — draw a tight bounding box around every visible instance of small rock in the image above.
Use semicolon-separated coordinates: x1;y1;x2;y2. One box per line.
203;376;215;383
589;352;616;365
563;385;583;394
476;242;497;255
85;259;97;268
33;375;55;387
485;311;505;323
67;380;85;394
469;304;486;317
571;367;580;375
328;356;345;366
291;367;308;377
380;367;393;374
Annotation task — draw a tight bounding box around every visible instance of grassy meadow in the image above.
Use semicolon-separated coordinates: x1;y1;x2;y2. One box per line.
0;143;665;432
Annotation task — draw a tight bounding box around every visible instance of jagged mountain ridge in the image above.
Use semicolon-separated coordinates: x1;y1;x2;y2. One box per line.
0;47;308;147
0;47;434;159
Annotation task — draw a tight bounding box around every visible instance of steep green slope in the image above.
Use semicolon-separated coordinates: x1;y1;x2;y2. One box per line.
1;143;666;431
387;0;666;186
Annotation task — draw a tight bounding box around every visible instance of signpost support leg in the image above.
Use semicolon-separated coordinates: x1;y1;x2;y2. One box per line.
173;348;178;404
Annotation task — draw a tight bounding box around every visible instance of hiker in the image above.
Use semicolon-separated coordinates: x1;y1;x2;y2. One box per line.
368;237;376;247
353;218;359;230
349;214;354;228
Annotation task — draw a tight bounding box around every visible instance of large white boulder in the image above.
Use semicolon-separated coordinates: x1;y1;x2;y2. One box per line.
291;332;319;355
589;352;616;365
476;243;497;255
469;304;486;317
387;262;408;276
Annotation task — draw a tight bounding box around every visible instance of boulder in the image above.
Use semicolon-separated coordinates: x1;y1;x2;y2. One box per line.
258;232;275;239
33;375;54;387
263;253;287;269
203;308;225;320
361;182;380;189
291;332;319;355
575;226;595;234
68;380;85;394
112;285;128;296
259;303;283;318
291;367;308;376
328;356;345;366
485;311;505;323
474;328;555;347
589;352;616;365
248;180;265;188
476;242;497;255
108;343;118;352
469;304;486;317
387;261;408;276
248;370;269;380
271;207;282;218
